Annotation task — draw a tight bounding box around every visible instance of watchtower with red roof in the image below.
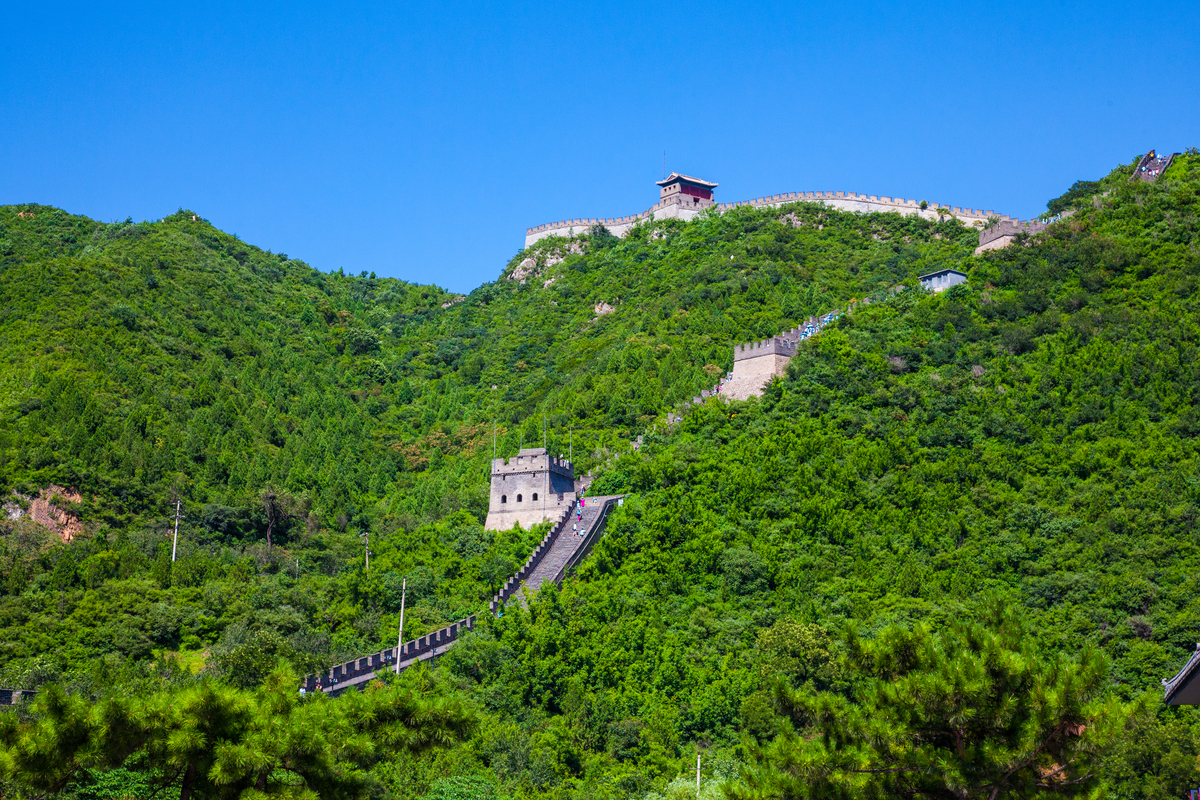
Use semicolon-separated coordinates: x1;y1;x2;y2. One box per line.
656;173;718;209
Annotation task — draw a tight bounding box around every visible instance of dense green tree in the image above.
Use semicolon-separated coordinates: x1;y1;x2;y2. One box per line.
733;602;1137;799
0;669;473;799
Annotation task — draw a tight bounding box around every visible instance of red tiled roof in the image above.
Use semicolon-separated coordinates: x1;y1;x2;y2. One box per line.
656;173;718;189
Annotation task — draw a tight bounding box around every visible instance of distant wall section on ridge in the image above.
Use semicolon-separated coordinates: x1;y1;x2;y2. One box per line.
526;190;1011;248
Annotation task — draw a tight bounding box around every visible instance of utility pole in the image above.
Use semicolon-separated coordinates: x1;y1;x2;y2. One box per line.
171;499;182;562
394;577;407;675
696;752;702;799
360;531;370;571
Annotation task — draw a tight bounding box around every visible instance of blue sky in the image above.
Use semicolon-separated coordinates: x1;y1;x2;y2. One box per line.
3;1;1197;292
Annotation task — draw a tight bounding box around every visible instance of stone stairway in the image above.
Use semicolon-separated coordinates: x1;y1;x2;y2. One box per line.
307;494;622;694
517;496;615;601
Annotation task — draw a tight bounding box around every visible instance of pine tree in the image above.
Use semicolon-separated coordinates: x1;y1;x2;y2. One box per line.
0;669;474;799
732;599;1138;800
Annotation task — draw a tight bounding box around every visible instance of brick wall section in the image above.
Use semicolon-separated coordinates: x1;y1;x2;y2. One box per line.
306;616;479;695
488;505;573;612
305;502;582;696
724;338;796;401
974;210;1075;254
526;191;1012;248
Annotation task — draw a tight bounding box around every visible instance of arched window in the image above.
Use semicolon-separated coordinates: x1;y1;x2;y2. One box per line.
501;495;507;503
532;492;538;501
516;494;523;502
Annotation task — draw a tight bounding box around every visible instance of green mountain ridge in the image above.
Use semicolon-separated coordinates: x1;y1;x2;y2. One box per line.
3;151;1200;799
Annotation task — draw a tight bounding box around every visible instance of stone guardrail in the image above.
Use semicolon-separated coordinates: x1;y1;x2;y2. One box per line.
552;497;620;585
306;504;575;694
526;191;1012;237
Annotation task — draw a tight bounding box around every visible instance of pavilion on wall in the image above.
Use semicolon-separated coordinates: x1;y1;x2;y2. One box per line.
656;173;718;209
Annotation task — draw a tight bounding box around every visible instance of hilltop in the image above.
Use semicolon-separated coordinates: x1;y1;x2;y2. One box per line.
2;150;1200;799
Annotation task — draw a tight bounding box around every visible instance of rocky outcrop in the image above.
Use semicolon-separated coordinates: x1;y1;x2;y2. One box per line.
3;485;84;542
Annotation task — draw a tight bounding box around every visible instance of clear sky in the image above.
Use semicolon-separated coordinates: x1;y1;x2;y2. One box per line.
3;1;1198;292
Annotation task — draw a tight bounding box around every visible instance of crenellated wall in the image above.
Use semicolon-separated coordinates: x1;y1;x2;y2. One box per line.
974;211;1073;254
305;503;577;695
525;190;1012;248
488;504;573;612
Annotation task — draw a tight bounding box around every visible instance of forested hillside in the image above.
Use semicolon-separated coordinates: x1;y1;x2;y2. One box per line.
2;151;1200;800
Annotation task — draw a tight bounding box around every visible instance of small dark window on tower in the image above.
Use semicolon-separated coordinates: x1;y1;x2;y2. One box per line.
532;493;538;501
501;495;507;503
517;494;523;502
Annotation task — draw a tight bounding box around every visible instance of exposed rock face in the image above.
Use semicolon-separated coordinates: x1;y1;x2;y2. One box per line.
511;258;538;282
2;485;84;542
441;295;465;309
508;242;584;282
594;302;615;316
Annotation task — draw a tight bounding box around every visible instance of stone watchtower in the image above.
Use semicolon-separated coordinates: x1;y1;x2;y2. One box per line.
656;173;717;210
484;448;577;531
722;336;798;401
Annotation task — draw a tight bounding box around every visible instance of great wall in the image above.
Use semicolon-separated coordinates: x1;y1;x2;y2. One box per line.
304;453;623;696
526;154;1181;257
525;187;1009;250
6;153;1183;707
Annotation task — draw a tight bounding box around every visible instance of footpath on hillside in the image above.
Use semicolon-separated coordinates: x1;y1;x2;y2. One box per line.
514;495;620;605
307;493;622;696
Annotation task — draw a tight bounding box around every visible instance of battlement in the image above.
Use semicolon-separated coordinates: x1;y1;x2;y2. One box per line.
974;211;1072;253
490;447;574;479
722;311;845;400
733;336;797;361
712;191;1004;222
304;615;478;696
525;183;1014;248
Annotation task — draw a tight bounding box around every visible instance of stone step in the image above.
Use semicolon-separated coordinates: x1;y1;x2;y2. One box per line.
517;497;614;602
